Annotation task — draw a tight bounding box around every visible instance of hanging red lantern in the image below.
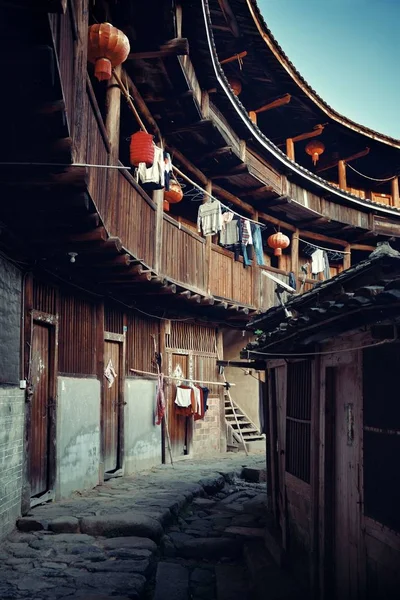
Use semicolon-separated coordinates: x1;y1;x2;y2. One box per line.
165;180;183;204
130;131;154;167
228;77;242;96
88;23;130;82
163;199;170;212
305;140;325;166
268;232;290;256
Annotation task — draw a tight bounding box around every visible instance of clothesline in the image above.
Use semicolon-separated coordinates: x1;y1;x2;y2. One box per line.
299;238;350;255
172;165;267;229
130;367;235;387
346;161;396;183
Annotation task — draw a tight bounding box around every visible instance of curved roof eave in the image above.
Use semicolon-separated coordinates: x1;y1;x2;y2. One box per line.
246;0;400;150
200;0;400;219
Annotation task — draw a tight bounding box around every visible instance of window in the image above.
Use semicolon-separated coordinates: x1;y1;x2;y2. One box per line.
363;345;400;532
286;361;312;483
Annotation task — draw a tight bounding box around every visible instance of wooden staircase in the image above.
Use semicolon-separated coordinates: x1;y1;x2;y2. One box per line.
224;396;265;453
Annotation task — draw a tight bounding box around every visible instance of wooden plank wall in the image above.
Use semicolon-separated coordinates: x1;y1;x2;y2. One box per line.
125;312;159;376
162;217;206;289
58;291;97;375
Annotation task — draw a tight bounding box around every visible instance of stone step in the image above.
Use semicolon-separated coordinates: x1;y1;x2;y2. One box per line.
215;564;249;600
153;562;189;600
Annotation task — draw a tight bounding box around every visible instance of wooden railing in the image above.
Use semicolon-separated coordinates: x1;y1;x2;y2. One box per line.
210;246;254;305
161;216;206;290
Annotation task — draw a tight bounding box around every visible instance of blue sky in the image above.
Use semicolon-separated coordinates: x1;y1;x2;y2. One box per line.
257;1;400;138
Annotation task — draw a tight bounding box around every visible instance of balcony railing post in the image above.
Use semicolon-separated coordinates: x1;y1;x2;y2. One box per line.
291;228;299;291
391;176;400;208
204;180;212;295
153;189;164;273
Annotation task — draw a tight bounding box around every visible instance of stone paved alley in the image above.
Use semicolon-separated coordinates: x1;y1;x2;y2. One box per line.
0;454;300;600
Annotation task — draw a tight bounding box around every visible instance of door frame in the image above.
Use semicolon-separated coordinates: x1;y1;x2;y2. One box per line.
102;331;125;474
28;309;58;506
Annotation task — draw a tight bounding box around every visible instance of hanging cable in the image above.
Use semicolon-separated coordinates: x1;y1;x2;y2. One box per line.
346;161;396;183
299;238;350;254
246;337;395;358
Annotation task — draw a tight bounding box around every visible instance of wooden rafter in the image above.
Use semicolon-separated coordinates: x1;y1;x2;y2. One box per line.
316;148;370;174
127;38;189;61
253;94;291;115
217;0;241;38
220;51;247;65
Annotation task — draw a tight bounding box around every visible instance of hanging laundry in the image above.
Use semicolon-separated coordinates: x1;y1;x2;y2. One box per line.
155;372;165;425
175;385;195;417
250;223;265;266
239;219;252;267
311;248;325;274
241;219;253;246
221;210;234;229
288;272;297;290
192;385;202;416
164;152;173;192
104;359;117;389
220;218;239;245
137;145;165;191
323;250;330;280
201;386;209;413
197;200;223;236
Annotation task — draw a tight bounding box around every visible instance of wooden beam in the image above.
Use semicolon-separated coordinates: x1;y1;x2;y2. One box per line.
210;164;248;180
127;38;189;60
220;51;247;65
338;160;347;190
350;244;375;252
286;138;295;161
316;147;370;174
291;229;299;289
197;146;233;164
166;145;208;186
300;229;348;248
123;70;162;141
254;94;291;114
292;124;324;144
217;0;241;38
391;176;400;208
241;185;274;197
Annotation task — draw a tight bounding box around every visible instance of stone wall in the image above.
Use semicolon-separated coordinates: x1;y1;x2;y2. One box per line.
192;396;222;456
56;377;101;499
0;386;25;540
124;378;162;473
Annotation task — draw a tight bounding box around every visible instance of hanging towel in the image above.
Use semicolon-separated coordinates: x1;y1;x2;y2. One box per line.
175;386;192;408
155;372;165;425
311;248;325;274
323;251;330;280
197;200;223;236
137;145;165;190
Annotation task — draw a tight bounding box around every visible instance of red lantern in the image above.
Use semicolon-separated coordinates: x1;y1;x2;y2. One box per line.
268;232;290;256
228;77;242;96
164;181;183;204
305;140;325;166
88;23;130;82
130;131;154;167
163;199;170;212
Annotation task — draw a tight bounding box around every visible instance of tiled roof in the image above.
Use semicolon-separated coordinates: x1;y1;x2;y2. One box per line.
243;244;400;353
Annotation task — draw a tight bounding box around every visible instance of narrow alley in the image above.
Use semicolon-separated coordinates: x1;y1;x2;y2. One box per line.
0;454;299;600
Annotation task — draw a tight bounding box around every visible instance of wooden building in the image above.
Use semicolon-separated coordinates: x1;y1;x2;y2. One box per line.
242;243;400;599
0;0;400;542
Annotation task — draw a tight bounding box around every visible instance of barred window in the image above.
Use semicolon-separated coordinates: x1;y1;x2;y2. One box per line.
286;361;312;483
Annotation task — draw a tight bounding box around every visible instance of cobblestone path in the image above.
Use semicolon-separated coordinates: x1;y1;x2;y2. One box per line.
0;454;299;599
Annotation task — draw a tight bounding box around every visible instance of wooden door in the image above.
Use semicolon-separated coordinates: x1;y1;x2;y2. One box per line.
167;352;191;459
29;322;52;497
103;339;122;473
330;354;363;600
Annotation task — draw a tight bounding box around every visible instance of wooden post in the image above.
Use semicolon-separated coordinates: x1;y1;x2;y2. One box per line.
73;0;89;163
338;160;347;190
291;228;299;290
153;188;164;273
286;138;295;161
105;65;122;161
391;176;399;207
343;244;351;270
96;300;105;482
204;180;213;295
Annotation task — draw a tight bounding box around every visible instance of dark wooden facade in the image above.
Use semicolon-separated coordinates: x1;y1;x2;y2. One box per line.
243;247;400;599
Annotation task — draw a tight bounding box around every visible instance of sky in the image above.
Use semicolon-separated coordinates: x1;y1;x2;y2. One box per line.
257;0;400;139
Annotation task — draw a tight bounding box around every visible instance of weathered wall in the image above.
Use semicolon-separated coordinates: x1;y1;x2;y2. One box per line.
56;377;100;498
0;387;25;540
192;395;222;457
124;378;161;473
223;329;260;428
0;257;24;540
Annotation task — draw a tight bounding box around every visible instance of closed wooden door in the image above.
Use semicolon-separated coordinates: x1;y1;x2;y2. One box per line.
103;340;121;473
332;355;363;600
29;323;51;497
167;353;191;459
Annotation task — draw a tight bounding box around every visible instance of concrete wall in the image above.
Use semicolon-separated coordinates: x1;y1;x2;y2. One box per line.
124;378;162;473
223;329;261;429
0;386;25;540
56;377;101;499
